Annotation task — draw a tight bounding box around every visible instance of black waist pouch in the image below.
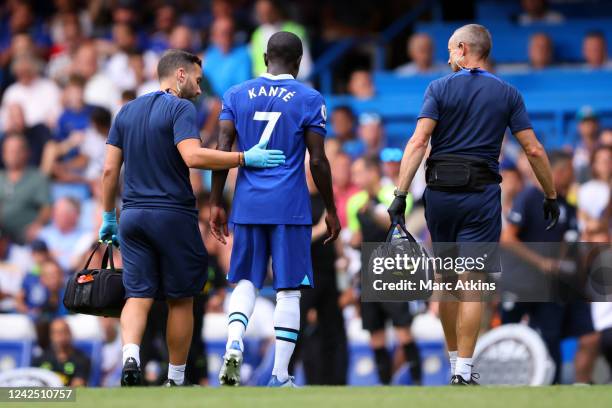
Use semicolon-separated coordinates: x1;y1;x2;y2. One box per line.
426;154;501;192
63;243;125;318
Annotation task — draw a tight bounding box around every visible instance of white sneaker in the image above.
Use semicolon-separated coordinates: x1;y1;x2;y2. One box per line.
219;341;243;386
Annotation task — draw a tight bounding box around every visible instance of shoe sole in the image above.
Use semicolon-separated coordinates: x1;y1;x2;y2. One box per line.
219;354;242;386
121;369;142;386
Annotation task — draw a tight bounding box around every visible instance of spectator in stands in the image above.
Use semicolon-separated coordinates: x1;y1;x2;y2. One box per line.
203;17;251;96
0;53;61;129
518;0;564;25
380;147;403;187
332;152;359;230
104;23;141;92
529;33;554;70
16;257;67;335
71;43;120;113
601;128;612;146
100;317;122;387
347;69;375;100
128;52;158;96
0;2;51;62
168;24;198;52
499;159;524;226
573;106;600;183
0;103;51;167
37;197;90;271
47;13;85;85
148;4;177;54
330;106;357;144
0;226;33;313
80;107;112;185
396;33;444;76
357;112;384;156
577;145;611;242
0;134;51;243
346;156;420;384
503;151;598;384
294;163;348;385
34;317;91;386
250;0;312;80
582;31;612;70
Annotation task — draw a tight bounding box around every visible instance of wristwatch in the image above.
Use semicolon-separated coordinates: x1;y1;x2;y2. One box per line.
393;188;408;197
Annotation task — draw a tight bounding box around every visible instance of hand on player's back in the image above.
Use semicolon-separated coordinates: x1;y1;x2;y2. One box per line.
244;140;286;168
324;211;341;244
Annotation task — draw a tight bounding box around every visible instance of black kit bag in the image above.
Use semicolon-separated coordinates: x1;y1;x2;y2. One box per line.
63;242;125;317
368;221;434;300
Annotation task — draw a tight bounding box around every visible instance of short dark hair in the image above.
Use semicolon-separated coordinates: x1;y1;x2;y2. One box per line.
266;31;303;66
332;105;356;121
585;30;606;41
90;107;112;131
157;49;202;80
359;155;382;174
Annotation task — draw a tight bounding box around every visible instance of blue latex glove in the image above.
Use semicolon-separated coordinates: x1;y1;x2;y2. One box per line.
244;140;286;168
99;210;120;247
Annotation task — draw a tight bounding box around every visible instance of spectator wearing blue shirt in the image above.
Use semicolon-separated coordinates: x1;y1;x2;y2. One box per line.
54;75;94;152
203;17;251;96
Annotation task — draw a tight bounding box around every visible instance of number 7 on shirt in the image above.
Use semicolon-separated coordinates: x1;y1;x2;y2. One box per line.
253;111;282;147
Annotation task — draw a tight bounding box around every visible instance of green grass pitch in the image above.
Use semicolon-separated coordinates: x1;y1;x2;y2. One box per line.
50;385;612;408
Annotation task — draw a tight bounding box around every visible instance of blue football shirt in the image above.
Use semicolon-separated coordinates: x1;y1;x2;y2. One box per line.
219;73;327;225
107;91;200;213
419;68;532;172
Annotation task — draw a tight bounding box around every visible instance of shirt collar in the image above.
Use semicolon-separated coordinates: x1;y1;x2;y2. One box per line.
260;73;295;80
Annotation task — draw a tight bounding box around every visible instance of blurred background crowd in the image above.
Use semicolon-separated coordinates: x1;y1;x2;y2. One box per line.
0;0;611;388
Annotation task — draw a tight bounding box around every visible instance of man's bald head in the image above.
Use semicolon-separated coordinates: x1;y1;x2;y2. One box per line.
449;24;492;60
264;31;303;73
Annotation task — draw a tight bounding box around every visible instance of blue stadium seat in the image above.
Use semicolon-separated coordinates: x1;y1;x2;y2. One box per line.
73;340;102;387
0;340;33;370
329;70;612;149
477;0;612;22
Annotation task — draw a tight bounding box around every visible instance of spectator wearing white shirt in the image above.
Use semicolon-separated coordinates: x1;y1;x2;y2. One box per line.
0;227;33;312
1;53;61;129
396;33;446;76
71;43;120;114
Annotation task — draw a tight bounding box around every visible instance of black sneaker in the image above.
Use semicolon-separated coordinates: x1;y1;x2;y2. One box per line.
450;373;480;385
121;357;143;386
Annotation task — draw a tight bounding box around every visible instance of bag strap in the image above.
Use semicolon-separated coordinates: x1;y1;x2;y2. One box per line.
101;242;115;271
385;221;418;244
81;241;103;272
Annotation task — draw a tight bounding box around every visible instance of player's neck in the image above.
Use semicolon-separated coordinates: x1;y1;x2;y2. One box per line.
461;57;486;71
266;66;295;77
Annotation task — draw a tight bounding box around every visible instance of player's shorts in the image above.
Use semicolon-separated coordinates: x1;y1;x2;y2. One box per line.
424;184;501;273
228;223;313;290
361;301;413;332
119;208;208;299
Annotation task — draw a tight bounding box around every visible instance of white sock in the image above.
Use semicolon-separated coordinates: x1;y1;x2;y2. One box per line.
448;350;458;375
455;357;473;381
226;279;257;351
272;290;301;382
168;363;186;385
122;343;140;366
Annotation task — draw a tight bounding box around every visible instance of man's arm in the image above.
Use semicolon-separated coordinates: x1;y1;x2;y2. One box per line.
177;138;242;170
101;145;123;212
513;128;559;230
513;129;556;199
388;118;436;224
209;120;236;244
501;223;559;273
305;129;340;244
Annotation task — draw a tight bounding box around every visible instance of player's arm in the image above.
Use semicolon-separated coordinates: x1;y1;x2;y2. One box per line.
500;222;559;273
209;120;237;244
305;129;340;244
101;144;123;213
513;128;559;229
388;117;436;224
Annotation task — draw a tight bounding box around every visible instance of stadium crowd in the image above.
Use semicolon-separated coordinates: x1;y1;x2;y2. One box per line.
0;0;611;387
